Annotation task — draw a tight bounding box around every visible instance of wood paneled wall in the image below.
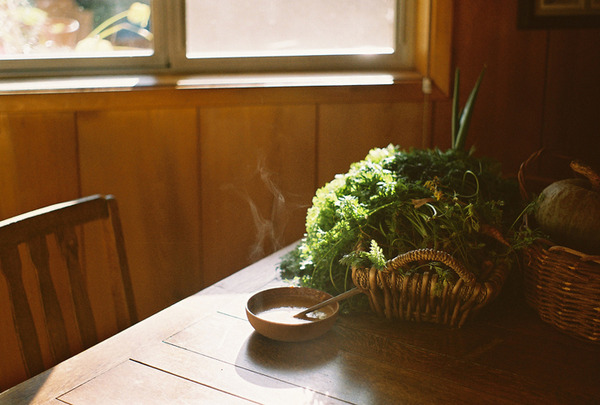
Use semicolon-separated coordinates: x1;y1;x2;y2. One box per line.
433;0;600;173
0;85;429;325
1;0;599;390
78;108;202;315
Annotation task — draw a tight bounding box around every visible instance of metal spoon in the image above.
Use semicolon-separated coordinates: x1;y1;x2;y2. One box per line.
293;287;361;318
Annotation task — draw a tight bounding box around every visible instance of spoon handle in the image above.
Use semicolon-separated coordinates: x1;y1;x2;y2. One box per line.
293;287;361;318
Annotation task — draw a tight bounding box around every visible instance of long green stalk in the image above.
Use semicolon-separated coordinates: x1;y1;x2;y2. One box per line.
453;67;486;151
87;10;128;38
451;68;461;148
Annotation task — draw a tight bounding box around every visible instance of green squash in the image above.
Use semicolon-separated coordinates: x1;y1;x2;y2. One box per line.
534;161;600;255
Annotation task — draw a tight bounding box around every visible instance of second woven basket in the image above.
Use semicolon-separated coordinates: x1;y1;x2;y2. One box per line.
518;149;600;342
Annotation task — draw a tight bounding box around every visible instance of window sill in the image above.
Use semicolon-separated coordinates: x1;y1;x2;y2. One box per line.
0;71;423;93
0;71;447;112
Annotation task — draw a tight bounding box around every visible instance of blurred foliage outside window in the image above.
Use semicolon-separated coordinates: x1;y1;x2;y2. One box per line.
0;0;152;58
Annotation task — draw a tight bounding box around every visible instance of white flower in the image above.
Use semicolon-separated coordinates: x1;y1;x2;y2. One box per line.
75;37;114;52
127;2;150;27
16;6;47;26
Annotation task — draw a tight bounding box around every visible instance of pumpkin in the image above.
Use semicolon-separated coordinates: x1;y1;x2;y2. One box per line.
534;160;600;255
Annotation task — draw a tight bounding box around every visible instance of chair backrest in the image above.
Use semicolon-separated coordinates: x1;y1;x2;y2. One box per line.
0;195;137;389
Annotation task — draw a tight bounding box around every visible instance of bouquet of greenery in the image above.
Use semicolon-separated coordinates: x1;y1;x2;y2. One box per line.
279;69;531;310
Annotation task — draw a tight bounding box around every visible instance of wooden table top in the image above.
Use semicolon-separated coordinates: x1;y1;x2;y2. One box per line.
1;243;599;404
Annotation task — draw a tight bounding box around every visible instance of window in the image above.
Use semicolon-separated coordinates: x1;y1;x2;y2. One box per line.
0;0;414;78
1;0;163;76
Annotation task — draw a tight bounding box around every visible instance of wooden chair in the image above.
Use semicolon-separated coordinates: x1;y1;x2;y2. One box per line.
0;195;137;389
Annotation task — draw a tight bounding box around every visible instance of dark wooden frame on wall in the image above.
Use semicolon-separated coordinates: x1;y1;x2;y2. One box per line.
518;0;600;29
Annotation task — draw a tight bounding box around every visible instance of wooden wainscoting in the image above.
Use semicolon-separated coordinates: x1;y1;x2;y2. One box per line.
0;81;431;326
77;108;203;317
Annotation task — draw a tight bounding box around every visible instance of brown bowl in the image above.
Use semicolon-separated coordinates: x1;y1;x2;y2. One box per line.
246;287;339;342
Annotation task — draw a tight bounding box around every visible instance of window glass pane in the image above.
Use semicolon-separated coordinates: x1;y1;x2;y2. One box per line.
185;0;397;58
0;0;153;60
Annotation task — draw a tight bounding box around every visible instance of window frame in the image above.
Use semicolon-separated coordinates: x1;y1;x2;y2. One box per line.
1;0;415;78
168;0;415;74
0;1;169;78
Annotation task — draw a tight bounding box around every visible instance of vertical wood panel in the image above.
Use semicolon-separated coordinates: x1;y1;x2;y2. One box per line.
414;0;431;77
430;97;454;153
429;0;454;96
318;102;423;186
0;112;79;218
543;29;600;168
199;105;316;286
0;112;79;390
436;0;548;175
78;109;201;319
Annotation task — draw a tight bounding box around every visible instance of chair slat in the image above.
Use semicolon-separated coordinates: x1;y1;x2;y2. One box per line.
27;235;71;364
55;227;98;349
0;247;45;377
105;198;138;328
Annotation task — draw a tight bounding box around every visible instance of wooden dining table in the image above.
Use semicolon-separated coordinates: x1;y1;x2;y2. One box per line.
1;243;599;404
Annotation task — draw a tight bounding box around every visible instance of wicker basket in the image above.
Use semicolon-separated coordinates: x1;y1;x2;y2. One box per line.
518;149;600;343
351;248;509;327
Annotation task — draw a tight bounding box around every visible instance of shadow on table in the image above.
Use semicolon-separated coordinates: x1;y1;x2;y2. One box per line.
240;330;338;372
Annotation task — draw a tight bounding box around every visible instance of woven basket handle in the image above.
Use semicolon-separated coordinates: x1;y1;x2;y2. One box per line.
518;149;543;200
383;248;477;285
518;148;576;200
571;160;600;191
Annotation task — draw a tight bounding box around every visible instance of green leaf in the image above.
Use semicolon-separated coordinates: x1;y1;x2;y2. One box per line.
451;68;460;149
367;239;386;270
453;67;486;151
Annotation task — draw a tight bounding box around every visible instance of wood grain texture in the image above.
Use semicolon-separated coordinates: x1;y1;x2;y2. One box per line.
0;112;79;219
317;102;424;186
429;0;454;96
2;243;598;404
134;343;348;405
55;227;98;349
434;0;549;176
543;28;600;168
199;105;316;286
165;311;517;404
57;359;252;404
0;248;44;381
0;79;427;113
414;0;431;78
78;109;202;319
26;237;70;367
0;112;79;390
439;0;600;174
0;195;137;392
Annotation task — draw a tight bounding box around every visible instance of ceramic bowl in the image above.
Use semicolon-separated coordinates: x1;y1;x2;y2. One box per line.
246;287;339;342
